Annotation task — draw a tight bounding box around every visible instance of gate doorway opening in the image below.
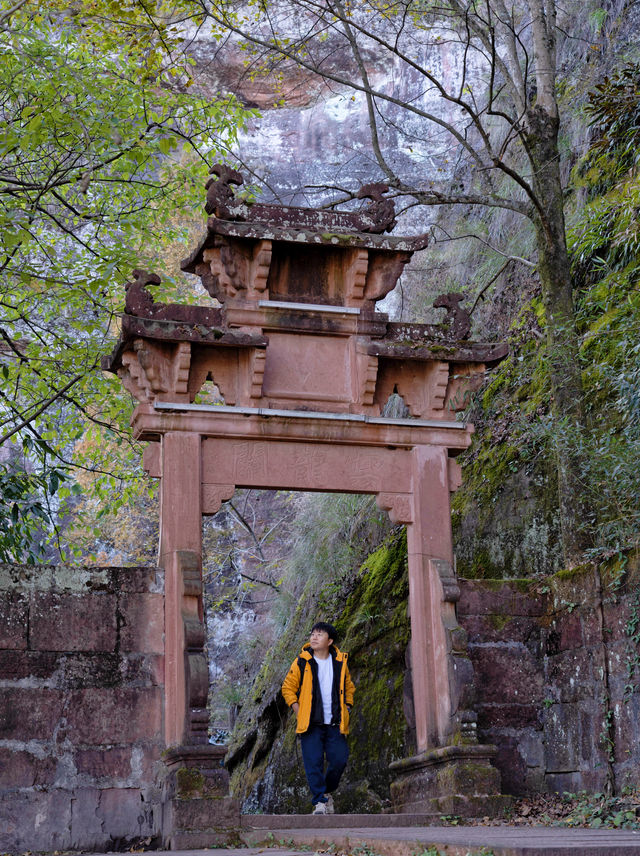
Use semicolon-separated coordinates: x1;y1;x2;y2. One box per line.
204;487;398;813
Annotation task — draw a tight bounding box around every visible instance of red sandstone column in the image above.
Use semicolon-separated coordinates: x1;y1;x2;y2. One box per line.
407;445;455;752
159;432;202;747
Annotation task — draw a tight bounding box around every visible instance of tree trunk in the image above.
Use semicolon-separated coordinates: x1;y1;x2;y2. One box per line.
525;105;592;563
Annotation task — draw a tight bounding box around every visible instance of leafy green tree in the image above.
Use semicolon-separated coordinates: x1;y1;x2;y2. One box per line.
0;0;252;558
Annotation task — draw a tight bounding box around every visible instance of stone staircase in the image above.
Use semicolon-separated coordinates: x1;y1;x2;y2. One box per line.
240;812;439;830
239;819;640;856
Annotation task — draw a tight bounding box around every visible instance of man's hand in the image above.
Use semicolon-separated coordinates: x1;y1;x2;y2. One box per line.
291;702;299;714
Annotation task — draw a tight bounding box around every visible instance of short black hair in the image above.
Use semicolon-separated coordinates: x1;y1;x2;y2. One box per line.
311;622;339;644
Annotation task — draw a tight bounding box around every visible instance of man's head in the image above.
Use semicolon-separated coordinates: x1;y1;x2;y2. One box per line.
309;622;339;653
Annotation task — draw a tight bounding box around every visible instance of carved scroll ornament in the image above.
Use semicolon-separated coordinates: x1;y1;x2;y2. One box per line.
433;293;472;341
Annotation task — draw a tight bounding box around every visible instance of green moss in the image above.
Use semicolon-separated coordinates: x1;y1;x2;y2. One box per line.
488;614;512;631
320;232;357;243
175;767;205;799
553;564;592;583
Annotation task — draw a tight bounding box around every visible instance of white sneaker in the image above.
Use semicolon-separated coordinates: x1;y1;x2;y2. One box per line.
312;802;327;815
324;794;335;814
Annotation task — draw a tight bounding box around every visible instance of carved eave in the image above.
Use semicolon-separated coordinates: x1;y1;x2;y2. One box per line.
101;315;268;375
181;220;430;275
370;327;509;367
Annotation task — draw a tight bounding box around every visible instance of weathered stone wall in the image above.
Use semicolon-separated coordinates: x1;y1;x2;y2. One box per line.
459;556;640;798
0;563;165;854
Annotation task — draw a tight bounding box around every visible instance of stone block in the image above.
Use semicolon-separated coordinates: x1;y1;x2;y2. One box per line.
109;567;163;593
612;691;640;762
122;652;164;687
0;687;65;740
518;729;545;769
545;648;595;702
0;591;28;649
52;652;122;689
0;649;59;680
470;645;543;705
168;795;241;829
0;747;57;787
30;591;117;652
116;653;164;687
70;787;104;844
390;745;503;816
0;789;72;852
398;793;511;818
543;702;583;772
557;611;583;651
488;735;527;797
545;771;587;794
579;707;599;763
458;580;545;617
580;609;602;648
119;593;164;653
550;566;598;608
606;640;629;684
460;613;543;646
578;765;609;793
66;687;162;744
98;787;158;840
69;786;160;850
172;765;230;799
477;703;541;729
75;746;134;781
167;830;242;849
603;600;631;641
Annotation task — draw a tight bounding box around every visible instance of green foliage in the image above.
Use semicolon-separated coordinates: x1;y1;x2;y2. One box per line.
274;493;390;619
0;437;70;561
577;64;640;195
454;61;640;569
0;0;253;558
562;66;640;554
559;789;640;829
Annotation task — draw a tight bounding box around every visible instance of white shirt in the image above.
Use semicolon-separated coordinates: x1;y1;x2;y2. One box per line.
314;654;333;724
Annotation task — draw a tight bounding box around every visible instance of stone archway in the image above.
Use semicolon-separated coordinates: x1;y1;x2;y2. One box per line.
104;166;509;845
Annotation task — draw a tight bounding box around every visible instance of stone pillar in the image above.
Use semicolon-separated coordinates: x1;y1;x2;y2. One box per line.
405;445;455;750
158;433;241;845
159;432;204;747
390;445;509;816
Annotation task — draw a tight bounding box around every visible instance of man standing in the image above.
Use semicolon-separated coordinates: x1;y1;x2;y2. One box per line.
281;622;355;814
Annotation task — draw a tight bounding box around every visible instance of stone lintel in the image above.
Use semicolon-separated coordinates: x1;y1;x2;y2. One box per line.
131;407;474;452
223;303;388;337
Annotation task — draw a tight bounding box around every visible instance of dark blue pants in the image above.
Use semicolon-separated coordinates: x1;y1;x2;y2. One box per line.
299;723;349;805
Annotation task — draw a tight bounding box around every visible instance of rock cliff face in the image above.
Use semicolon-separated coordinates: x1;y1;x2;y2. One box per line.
188;18;480;210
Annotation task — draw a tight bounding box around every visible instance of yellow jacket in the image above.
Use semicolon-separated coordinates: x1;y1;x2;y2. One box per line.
282;644;355;735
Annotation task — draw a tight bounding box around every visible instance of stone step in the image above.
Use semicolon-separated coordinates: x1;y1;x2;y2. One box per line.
240;825;640;856
240;813;438;829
